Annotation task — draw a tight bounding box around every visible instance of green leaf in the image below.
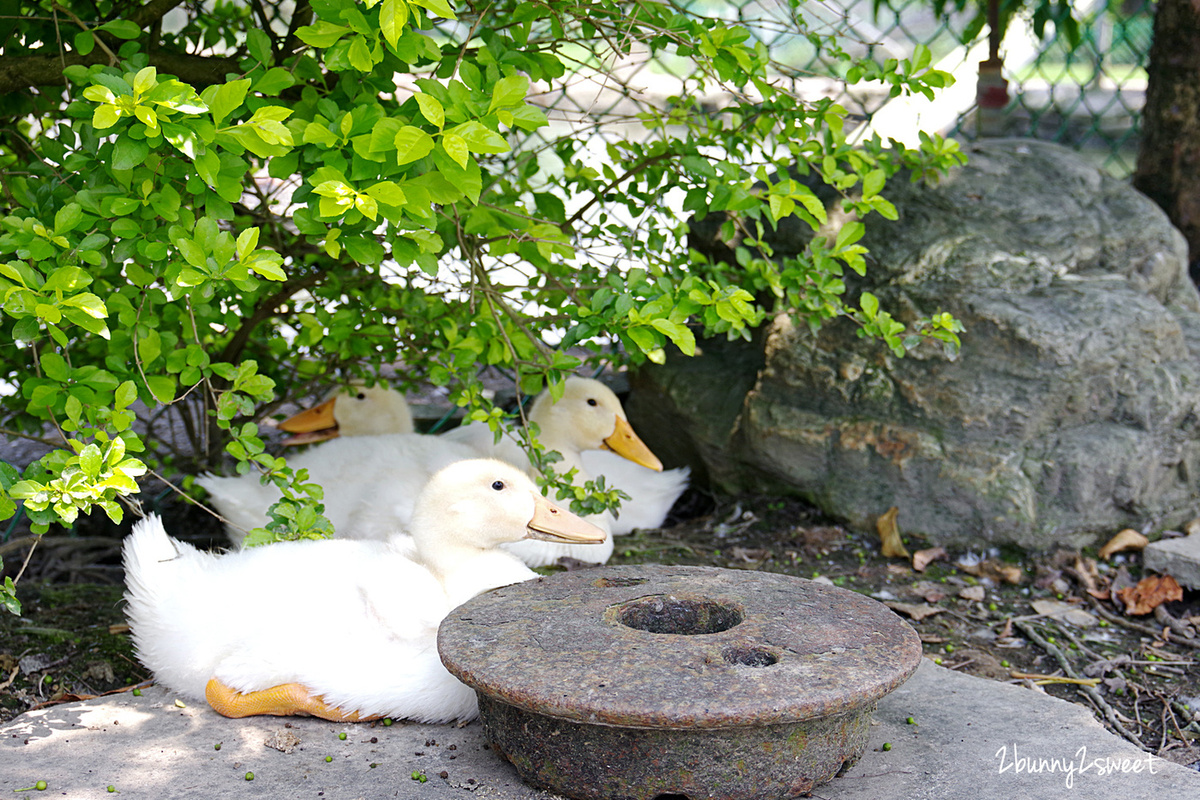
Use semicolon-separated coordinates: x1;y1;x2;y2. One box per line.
113;137;149;170
414;94;444;129
393;126;434;164
210;79;251;126
79;443;103;477
93;104;121;129
442;133;469;168
488;75;529;113
98;19;141;39
146;375;176;404
365;181;406;206
40;352;70;381
236;227;260;259
297;21;351;49
254;68;295;96
410;0;456;20
74;30;95;56
115;380;137;410
862;169;886;200
380;0;409;48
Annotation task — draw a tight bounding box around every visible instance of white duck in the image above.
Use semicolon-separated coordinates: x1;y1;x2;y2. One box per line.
287;377;691;539
124;459;605;723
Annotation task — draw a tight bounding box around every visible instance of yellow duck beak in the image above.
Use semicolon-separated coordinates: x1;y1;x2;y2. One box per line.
602;416;664;472
278;397;340;445
526;494;608;544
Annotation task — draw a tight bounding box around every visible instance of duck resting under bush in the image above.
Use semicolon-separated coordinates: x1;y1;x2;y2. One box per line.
124;458;606;723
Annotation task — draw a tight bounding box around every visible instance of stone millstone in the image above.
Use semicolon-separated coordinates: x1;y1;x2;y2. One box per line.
437;565;922;800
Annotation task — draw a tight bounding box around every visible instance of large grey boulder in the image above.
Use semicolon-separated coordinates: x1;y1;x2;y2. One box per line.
633;140;1200;549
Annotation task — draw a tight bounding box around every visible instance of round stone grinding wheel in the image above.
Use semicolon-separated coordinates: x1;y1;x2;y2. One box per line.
438;564;923;800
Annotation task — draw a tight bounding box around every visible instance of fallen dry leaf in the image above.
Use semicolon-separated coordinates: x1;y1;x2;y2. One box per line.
1116;574;1183;616
1098;528;1149;560
958;559;1023;585
958;585;986;602
884;601;945;621
1030;599;1098;628
912;546;947;572
265;730;302;753
909;581;947;603
877;506;910;559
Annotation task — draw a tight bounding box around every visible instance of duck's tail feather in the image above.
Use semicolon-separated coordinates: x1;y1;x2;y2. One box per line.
122;513;215;698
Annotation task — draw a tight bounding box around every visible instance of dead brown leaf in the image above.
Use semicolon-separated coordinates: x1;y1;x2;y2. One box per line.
884;601;945;621
1115;574;1184;616
959;559;1023;585
958;585;986;602
909;581;947;603
877;506;910;559
1098;528;1149;560
912;546;947;572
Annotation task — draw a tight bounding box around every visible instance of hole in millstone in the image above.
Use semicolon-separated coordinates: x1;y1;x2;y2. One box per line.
615;595;743;635
593;577;649;588
722;646;779;667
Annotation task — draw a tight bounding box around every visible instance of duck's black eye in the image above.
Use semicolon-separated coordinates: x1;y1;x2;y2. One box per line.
491;480;506;491
356;392;366;400
587;398;598;407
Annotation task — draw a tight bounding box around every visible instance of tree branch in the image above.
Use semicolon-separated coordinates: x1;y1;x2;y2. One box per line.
0;50;240;93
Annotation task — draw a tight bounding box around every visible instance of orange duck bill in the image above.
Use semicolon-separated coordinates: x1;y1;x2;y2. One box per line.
277;396;340;445
602;416;663;471
526;494;608;544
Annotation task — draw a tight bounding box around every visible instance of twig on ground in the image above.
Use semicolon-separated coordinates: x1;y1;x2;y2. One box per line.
1085;596;1200;651
1014;619;1147;749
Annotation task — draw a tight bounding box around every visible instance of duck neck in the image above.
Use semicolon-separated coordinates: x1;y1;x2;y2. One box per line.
424;545;535;609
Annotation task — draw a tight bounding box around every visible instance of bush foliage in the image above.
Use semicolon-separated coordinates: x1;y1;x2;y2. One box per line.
0;0;964;613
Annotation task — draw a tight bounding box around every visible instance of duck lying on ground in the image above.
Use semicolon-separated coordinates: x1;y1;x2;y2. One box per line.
124;459;606;723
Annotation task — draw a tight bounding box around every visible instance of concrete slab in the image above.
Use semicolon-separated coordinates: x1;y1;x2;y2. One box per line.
2;659;1197;799
1145;534;1200;590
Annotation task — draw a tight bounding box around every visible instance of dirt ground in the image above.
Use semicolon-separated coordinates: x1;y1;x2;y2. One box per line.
2;487;1199;772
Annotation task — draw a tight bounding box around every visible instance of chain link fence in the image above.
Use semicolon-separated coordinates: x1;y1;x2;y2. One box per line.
535;0;1150;177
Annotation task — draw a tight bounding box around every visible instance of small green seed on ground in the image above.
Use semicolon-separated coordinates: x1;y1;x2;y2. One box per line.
1000;660;1010;668
943;644;955;653
36;782;46;791
383;718;393;726
213;743;221;751
934;657;943;665
338;732;347;740
107;786;116;793
881;743;892;751
244;772;254;781
131;689;141;697
325;756;333;762
906;716;916;725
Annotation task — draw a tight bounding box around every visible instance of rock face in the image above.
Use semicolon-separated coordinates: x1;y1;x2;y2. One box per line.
632;140;1200;549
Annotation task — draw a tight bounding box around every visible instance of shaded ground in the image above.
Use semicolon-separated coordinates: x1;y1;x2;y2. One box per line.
2;488;1199;772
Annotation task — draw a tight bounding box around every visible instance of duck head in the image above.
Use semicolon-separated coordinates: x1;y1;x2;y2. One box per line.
529;377;663;471
279;383;414;444
410;459;607;556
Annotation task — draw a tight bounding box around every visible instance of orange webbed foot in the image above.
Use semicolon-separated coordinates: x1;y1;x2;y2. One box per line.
205;678;382;722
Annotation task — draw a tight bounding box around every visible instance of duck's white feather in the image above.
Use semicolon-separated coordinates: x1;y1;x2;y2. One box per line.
197;433;480;546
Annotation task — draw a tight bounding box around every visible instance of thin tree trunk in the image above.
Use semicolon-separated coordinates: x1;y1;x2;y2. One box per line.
1132;0;1200;271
